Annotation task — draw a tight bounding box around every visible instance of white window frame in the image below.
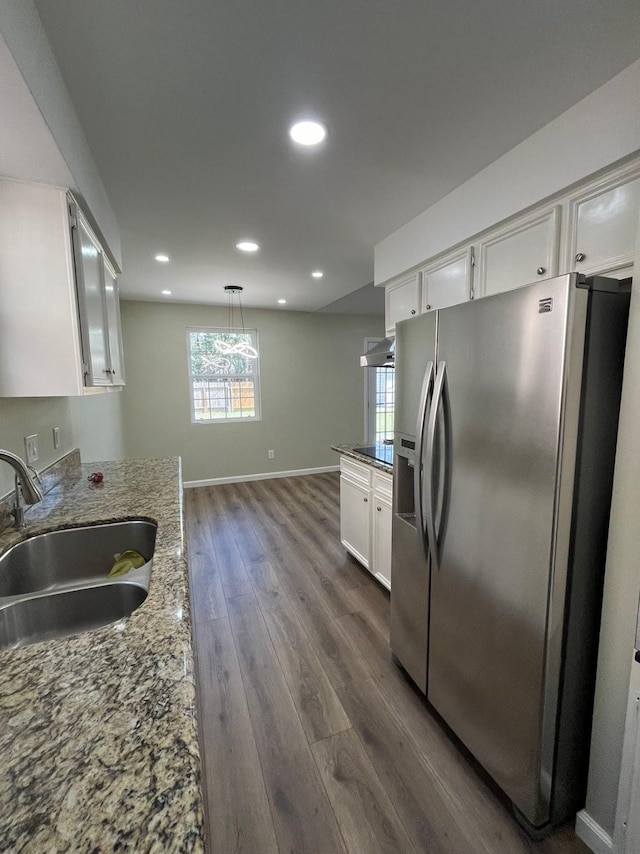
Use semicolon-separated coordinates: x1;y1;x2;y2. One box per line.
364;338;395;444
186;326;262;425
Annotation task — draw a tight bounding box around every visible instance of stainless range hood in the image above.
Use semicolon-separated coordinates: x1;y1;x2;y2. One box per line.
360;337;395;367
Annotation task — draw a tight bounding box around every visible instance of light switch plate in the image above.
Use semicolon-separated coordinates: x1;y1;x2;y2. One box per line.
25;434;39;464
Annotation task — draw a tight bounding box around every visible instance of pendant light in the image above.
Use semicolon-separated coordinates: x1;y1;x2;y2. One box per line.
219;285;258;358
198;286;258;373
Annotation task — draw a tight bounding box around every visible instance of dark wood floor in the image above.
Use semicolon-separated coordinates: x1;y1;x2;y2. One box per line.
185;473;590;854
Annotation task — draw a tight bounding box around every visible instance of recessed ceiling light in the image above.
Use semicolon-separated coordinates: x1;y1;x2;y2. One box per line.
236;240;260;252
277;299;287;304
289;121;326;146
311;270;324;278
161;289;172;295
155;254;170;263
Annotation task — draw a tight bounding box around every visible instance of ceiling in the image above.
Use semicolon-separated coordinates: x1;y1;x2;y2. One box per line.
34;0;640;313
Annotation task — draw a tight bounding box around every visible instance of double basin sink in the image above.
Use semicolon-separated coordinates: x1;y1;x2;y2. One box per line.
0;519;157;650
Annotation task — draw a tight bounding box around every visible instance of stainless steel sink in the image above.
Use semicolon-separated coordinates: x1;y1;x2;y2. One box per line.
0;582;148;649
0;519;157;596
0;519;157;650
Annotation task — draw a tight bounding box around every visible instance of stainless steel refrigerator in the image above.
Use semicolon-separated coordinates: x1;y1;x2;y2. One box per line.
390;273;631;834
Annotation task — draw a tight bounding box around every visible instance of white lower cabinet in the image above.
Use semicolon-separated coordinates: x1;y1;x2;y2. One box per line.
340;473;371;569
371;471;393;590
340;456;393;589
614;657;640;854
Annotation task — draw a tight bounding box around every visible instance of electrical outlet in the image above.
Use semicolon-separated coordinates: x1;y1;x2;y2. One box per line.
53;427;61;449
25;434;39;464
268;449;275;460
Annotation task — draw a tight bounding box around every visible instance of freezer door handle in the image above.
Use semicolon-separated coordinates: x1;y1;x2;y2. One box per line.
425;361;452;571
415;361;434;561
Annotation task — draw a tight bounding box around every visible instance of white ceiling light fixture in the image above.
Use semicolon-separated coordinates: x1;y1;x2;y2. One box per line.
311;270;324;278
277;299;287;304
289;120;326;146
236;240;260;252
161;289;172;295
155;253;170;263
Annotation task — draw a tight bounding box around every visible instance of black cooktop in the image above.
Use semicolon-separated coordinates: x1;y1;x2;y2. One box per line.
353;444;394;466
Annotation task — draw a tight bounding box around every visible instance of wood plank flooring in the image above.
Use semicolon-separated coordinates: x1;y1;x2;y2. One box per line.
185;473;591;854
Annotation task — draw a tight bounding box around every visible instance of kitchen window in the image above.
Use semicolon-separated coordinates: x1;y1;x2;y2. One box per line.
364;338;395;444
187;327;261;423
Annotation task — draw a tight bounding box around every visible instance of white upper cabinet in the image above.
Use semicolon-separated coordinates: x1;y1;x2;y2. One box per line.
103;264;126;386
478;206;560;298
421;247;473;312
566;168;640;277
380;156;639;333
73;212;110;386
0;179;124;397
70;200;125;388
385;271;420;336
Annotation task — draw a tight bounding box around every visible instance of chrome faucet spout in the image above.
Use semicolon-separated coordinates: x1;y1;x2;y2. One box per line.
0;450;44;528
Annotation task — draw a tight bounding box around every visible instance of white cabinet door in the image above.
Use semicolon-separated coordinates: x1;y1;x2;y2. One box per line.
103;263;126;385
340;475;371;568
478;207;560;298
372;494;392;590
421;248;473;312
568;174;640;276
73;215;111;386
614;660;640;854
385;272;420;335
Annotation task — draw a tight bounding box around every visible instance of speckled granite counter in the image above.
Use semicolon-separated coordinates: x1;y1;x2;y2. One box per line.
0;454;204;852
331;442;394;474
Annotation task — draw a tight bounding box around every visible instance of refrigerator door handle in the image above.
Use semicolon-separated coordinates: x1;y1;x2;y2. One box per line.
425;361;450;571
414;361;434;561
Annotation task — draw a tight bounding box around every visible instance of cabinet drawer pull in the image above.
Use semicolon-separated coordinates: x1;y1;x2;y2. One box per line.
575;252;586;263
363;497;368;503
377;506;382;511
425;304;432;310
537;267;546;275
410;309;416;315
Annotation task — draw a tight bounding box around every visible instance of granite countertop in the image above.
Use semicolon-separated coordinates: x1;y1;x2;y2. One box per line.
332;442;394;474
0;453;204;852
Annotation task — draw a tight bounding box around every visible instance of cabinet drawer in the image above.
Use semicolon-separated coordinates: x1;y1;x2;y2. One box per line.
340;456;372;487
373;470;393;500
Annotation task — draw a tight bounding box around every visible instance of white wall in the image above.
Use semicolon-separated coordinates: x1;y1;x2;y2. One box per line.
68;393;125;464
0;1;122;268
0;393;125;498
0;397;74;496
375;60;640;285
582;210;640;840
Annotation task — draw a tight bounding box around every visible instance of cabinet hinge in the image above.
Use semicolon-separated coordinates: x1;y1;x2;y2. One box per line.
82;363;89;376
68;204;77;229
470;247;476;266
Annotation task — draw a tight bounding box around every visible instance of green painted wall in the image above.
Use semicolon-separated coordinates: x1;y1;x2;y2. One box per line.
120;300;384;482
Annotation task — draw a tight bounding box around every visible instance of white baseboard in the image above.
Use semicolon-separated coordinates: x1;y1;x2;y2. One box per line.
575;810;613;854
183;465;339;488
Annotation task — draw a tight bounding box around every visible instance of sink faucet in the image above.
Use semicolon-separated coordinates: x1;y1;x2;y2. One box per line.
0;449;44;529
